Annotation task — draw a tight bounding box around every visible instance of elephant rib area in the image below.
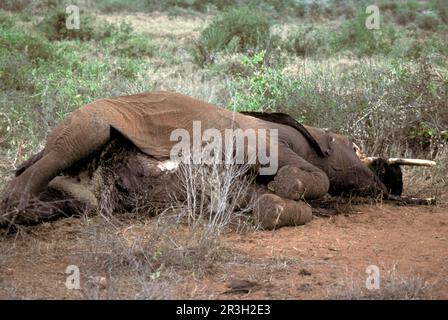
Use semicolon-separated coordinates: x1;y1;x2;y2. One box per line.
82;91;239;159
69;139;180;214
9;139;181;226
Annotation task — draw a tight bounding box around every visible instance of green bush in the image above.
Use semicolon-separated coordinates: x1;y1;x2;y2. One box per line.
161;0;236;12
229;52;301;113
194;6;271;65
0;0;32;11
0;18;55;141
113;34;155;58
379;1;399;13
0;26;53;62
436;0;448;23
327;0;356;19
417;13;440;31
113;57;144;78
38;8;98;41
283;26;323;57
332;11;397;56
191;0;236;11
0;53;34;91
100;22;156;58
0;14;153;144
38;10;155;57
95;0;235;13
95;0;142;13
395;8;416;25
0;19;53;90
0;13;15;28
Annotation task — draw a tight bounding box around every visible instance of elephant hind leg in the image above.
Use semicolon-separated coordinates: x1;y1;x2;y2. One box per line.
3;111;111;208
15;150;44;177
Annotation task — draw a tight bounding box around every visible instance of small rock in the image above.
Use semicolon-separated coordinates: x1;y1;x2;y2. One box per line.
4;268;13;275
299;268;312;276
89;276;107;290
226;279;258;294
297;283;312;292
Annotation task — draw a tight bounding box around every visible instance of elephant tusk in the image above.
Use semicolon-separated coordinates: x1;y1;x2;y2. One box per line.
361;156;436;167
386;158;437;167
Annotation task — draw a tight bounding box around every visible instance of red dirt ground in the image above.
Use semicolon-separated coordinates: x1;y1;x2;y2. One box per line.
0;202;447;299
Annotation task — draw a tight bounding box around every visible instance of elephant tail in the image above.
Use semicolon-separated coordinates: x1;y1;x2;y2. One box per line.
15;150;44;177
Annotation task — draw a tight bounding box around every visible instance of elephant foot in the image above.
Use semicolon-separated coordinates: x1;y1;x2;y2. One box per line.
253;193;312;230
268;165;306;200
0;184;35;228
1;179;33;212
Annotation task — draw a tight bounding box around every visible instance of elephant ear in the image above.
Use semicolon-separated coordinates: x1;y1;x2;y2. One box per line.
307;127;332;157
240;111;331;157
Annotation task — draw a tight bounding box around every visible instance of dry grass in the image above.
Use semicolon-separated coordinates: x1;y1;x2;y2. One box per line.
96;12;209;40
73;156;259;298
142;154;259;274
403;147;448;200
77;218;179;299
328;266;434;300
171;155;257;232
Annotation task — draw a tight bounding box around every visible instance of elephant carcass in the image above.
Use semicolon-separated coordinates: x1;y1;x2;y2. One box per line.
1;136;313;229
1;91;437;228
0;138;181;227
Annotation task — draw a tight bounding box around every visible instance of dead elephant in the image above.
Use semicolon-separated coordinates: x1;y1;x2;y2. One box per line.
0;91;436;229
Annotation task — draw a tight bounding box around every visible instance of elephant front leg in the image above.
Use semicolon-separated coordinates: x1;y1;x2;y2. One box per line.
253;193;313;230
268;146;330;200
267;165;307;200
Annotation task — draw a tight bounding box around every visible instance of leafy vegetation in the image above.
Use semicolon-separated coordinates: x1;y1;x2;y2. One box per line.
0;0;447;185
38;8;98;41
194;6;272;65
332;10;398;56
0;11;153;156
229;51;300;113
